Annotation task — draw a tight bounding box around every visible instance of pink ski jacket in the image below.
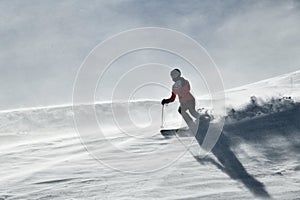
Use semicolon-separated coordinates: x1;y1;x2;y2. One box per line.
165;77;195;104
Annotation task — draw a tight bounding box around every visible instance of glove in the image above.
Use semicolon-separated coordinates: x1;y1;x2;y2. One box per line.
161;99;168;105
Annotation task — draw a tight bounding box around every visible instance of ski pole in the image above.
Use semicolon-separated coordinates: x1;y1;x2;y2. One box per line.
161;104;165;128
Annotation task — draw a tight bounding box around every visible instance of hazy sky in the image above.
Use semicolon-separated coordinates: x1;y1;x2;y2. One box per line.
1;0;300;109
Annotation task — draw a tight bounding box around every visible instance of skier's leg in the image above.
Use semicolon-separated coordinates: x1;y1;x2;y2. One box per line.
187;99;200;119
189;107;200;119
179;104;194;127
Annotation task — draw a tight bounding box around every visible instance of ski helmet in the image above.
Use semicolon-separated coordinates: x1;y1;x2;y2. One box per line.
170;69;181;80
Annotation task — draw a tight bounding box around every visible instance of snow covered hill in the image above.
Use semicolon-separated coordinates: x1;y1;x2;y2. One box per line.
0;70;300;199
224;70;300;108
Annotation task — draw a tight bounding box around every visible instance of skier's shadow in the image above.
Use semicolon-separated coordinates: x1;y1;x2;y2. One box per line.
193;117;271;199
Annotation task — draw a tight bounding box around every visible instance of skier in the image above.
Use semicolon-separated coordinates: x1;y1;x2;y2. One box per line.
161;69;199;126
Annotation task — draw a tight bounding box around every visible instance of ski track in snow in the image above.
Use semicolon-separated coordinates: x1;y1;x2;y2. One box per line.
1;71;300;199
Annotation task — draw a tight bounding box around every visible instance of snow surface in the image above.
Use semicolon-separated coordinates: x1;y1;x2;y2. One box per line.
1;70;300;199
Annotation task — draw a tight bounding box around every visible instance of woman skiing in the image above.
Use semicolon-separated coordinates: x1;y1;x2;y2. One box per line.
161;69;199;125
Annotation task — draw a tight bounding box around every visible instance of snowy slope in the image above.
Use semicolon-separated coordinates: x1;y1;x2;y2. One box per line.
224;70;300;108
0;70;300;199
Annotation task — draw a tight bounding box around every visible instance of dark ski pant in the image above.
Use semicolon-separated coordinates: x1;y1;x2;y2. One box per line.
178;99;199;125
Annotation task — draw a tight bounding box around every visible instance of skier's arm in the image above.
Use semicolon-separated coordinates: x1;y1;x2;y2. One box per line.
183;80;190;92
162;92;176;105
165;92;176;103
